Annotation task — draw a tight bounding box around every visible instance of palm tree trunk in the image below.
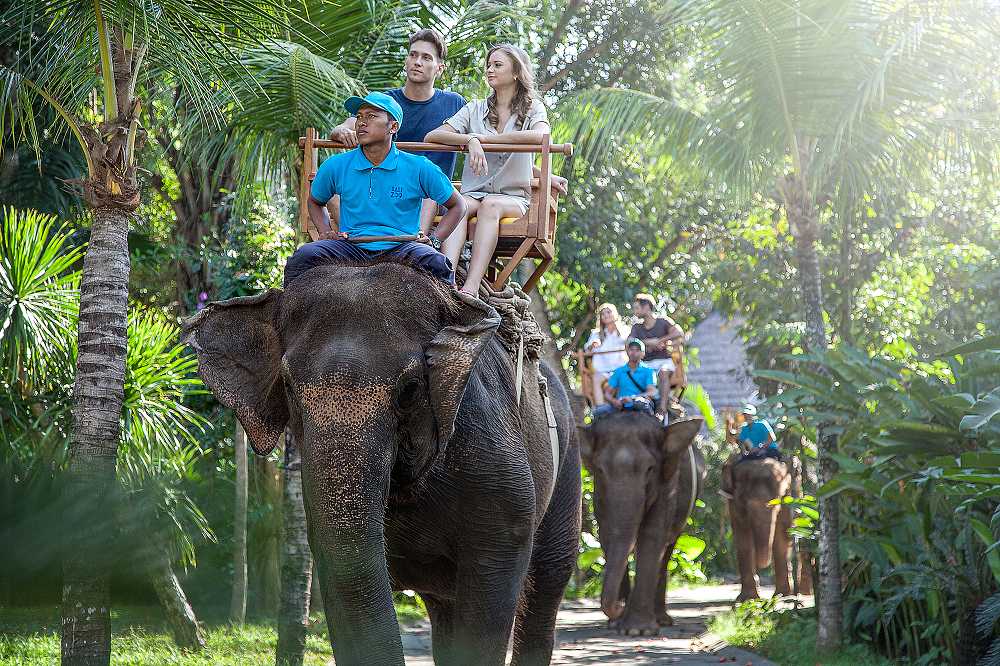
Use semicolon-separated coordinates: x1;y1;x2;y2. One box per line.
252;457;282;615
785;176;842;651
230;422;249;624
151;544;206;651
61;205;130;666
276;429;313;666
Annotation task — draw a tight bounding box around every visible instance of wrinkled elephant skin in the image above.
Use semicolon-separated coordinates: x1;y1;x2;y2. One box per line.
723;455;813;601
579;413;705;636
183;260;582;666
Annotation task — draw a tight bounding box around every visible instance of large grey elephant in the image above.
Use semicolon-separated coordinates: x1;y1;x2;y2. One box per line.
183;258;582;665
578;413;704;635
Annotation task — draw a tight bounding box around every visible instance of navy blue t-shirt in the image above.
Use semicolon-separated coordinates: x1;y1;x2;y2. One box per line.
386;88;466;178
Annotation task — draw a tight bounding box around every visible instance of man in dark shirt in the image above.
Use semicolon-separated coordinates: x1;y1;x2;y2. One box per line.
329;28;466;233
628;293;684;419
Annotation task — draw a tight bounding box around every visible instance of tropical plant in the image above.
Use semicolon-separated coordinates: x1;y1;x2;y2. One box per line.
0;207;83;389
1;0;295;658
759;337;1000;664
560;1;1000;647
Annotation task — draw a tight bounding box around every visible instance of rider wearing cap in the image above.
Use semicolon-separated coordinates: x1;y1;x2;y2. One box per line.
593;338;658;418
285;91;467;287
738;404;779;460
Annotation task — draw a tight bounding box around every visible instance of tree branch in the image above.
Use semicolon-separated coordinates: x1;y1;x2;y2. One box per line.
540;23;638;92
537;0;585;76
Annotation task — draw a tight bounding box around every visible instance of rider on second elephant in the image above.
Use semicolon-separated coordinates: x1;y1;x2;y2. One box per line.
720;410;813;601
579;415;705;635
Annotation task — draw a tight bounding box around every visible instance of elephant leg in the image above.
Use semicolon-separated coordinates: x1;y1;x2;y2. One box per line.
798;547;815;596
772;505;793;597
423;594;460;664
434;552;530;666
511;448;581;666
616;522;669;636
730;500;760;602
655;545;675;627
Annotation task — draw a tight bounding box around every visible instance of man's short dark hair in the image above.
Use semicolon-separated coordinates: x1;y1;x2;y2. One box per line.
409;28;448;61
633;293;656;310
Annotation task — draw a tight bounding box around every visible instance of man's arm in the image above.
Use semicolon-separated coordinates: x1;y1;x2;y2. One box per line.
603;382;621;407
418;199;439;235
307;196;344;240
431;190;467;241
329;117;358;147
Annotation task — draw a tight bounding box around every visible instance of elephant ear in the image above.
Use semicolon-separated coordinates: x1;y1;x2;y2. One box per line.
182;290;288;455
425;291;501;448
660;417;703;479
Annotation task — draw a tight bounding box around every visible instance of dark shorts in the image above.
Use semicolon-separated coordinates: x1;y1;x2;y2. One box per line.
283;239;454;287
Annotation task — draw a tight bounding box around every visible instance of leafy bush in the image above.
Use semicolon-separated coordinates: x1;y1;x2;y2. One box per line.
759;338;1000;664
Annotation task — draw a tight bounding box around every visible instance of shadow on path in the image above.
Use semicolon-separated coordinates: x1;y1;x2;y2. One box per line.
397;583;804;665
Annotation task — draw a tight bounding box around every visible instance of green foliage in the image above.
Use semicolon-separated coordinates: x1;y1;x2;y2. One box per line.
0;606;333;665
711;602;892;666
0;206;82;387
763;338;1000;662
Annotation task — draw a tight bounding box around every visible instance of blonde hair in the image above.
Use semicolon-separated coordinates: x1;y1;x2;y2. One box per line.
485;44;536;131
594;303;625;342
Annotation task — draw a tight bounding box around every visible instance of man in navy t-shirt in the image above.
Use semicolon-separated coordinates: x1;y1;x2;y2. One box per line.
330;28;465;233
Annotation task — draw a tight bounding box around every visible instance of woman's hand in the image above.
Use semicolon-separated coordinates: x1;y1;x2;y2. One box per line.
587;340;600;351
552;174;568;194
468;137;488;177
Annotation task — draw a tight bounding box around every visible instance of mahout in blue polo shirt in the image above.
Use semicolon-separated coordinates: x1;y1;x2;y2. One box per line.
310;143;454;251
739;420;778;450
607;362;657;399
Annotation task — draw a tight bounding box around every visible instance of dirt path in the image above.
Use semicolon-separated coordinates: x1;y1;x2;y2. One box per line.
399;584;788;665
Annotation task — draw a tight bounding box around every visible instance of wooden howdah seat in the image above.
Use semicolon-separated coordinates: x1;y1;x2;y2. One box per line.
297;128;573;292
576;344;687;408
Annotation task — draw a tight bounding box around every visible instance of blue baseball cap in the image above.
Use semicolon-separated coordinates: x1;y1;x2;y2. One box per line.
344;91;403;124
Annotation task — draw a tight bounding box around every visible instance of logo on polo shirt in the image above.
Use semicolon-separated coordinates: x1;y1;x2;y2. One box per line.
390;186;403;199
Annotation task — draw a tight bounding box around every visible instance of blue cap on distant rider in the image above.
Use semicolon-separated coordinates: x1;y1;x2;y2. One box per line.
344;91;404;124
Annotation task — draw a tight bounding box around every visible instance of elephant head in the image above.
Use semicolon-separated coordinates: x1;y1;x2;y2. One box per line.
578;414;702;620
182;261;499;663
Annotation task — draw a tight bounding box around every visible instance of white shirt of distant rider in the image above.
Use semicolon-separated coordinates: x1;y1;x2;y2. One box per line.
585;329;628;374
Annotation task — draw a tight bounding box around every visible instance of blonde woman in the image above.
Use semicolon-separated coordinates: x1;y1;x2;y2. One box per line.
426;44;567;295
584;304;629;406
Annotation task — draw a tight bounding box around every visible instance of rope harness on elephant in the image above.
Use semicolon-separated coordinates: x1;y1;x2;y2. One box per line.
455;250;560;492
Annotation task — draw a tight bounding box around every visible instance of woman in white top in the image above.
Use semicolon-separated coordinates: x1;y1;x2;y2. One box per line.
584;303;629;406
426;44;566;295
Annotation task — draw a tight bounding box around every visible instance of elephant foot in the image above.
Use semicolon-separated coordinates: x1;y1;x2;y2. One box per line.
656;611;674;627
734;590;760;603
611;615;661;636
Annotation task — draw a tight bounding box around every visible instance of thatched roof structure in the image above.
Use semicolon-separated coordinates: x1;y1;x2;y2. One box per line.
685;311;757;414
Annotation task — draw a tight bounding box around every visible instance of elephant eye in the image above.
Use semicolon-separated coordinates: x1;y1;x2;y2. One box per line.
394;377;423;413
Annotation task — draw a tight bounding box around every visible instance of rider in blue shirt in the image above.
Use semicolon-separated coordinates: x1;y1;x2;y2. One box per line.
285;92;467;287
594;339;658;418
738;404;779;459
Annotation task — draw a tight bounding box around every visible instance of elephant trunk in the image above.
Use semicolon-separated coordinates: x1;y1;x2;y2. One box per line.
598;504;643;621
301;427;404;666
600;541;632;620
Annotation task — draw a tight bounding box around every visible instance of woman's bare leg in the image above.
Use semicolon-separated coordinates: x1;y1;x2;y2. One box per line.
442;196;478;270
462;196;524;295
591;371;607;406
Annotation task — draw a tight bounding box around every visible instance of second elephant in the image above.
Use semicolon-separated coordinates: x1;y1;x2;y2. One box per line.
579;413;705;636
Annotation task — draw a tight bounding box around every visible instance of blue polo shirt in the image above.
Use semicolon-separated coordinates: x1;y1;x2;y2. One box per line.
311;144;454;250
739;420;777;449
607;362;657;399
